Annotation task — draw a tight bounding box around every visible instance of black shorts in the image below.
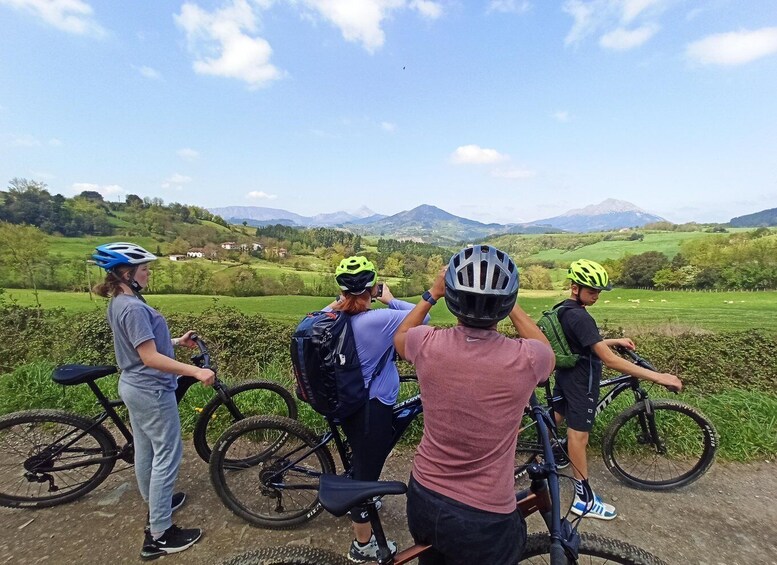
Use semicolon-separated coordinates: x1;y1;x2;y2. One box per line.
340;398;394;523
552;370;600;432
406;475;526;565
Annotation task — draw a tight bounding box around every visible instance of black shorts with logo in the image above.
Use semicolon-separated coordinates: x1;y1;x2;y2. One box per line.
552;361;601;432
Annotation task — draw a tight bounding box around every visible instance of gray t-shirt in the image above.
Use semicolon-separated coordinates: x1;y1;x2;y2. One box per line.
107;293;177;391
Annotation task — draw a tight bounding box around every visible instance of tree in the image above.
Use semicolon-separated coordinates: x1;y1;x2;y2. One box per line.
618;251;669;288
521;265;553;290
0;222;50;306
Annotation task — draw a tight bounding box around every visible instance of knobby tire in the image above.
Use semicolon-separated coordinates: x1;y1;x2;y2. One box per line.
218;546;350;565
602;399;718;490
0;410;117;508
193;380;298;463
521;532;669;564
209;415;336;529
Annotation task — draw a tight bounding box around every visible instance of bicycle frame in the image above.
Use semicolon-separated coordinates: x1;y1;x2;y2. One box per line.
259;383;423;488
35;336;227;476
31;381;133;476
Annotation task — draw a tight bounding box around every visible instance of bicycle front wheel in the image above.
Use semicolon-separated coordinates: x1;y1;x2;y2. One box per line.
0;410;118;508
521;532;668;564
219;546;350;565
602;399;718;491
209;415;336;528
193;380;298;463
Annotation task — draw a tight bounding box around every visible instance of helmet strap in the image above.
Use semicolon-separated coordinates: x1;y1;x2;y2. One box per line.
571;283;585;306
119;266;147;303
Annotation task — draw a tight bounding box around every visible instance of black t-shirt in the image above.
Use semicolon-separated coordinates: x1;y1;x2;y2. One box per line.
556;299;603;381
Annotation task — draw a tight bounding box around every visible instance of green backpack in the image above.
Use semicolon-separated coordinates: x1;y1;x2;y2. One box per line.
537;302;580;369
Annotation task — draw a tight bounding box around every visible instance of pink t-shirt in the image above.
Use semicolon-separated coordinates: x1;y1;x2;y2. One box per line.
404;324;554;514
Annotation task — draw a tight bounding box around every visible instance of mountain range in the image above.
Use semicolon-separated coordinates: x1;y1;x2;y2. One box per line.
209;199;667;244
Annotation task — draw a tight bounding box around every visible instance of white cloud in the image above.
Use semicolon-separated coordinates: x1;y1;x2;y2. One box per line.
621;0;662;24
491;167;536;179
72;182;125;196
563;0;665;48
12;135;41;147
48;137;62;146
299;0;442;53
450;144;508;165
553;110;570;122
600;24;658;50
247;190;277;200
0;0;106;37
486;0;531;15
135;65;162;80
175;0;282;89
686;27;777;66
380;121;397;132
177;147;200;160
161;173;192;189
410;0;443;19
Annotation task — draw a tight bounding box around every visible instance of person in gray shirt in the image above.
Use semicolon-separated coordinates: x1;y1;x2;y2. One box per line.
92;242;214;560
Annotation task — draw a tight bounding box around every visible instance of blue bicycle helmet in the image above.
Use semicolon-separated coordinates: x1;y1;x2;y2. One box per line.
444;245;519;328
92;242;157;271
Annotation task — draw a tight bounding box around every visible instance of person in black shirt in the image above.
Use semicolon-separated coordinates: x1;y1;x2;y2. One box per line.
554;259;683;520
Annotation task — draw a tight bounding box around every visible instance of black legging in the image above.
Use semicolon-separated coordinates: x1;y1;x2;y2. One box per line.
340;398;394;523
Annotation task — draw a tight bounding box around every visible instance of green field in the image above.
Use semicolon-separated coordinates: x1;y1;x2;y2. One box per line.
530;231;720;263
4;287;776;332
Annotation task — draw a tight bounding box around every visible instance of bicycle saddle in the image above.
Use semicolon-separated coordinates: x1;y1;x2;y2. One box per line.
318;474;407;517
53;364;118;386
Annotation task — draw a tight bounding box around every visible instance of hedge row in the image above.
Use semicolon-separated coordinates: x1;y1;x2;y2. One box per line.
1;303;776;395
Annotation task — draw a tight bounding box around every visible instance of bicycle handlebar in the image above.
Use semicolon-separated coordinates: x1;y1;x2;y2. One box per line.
614;345;657;371
169;335;227;404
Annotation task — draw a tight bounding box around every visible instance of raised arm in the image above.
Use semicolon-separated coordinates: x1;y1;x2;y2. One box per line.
394;267;446;359
508;302;549;344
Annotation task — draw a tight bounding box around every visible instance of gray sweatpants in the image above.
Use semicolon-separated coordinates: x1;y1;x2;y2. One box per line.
118;381;183;534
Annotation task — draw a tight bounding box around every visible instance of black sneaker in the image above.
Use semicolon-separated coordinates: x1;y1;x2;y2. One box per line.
145;492;187;531
170;492;186;513
140;525;202;560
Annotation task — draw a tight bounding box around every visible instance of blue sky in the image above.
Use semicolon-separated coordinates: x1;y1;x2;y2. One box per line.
1;0;776;225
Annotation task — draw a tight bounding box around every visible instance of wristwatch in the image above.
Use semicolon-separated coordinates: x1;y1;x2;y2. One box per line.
421;290;437;305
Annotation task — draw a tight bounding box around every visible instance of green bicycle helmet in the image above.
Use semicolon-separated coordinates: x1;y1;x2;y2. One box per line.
567;259;612;291
335;256;378;294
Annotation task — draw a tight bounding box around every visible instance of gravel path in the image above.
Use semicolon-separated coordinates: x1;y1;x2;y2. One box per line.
1;445;775;564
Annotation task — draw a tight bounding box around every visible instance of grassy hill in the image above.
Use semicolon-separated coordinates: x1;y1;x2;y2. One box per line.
5;287;777;332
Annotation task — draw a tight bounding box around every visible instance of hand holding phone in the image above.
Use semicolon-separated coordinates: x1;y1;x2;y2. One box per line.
376;283;384;297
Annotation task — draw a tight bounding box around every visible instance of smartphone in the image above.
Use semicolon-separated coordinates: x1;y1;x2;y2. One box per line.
376;283;384;297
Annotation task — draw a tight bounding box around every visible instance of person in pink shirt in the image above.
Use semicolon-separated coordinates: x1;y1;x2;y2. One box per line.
394;245;555;565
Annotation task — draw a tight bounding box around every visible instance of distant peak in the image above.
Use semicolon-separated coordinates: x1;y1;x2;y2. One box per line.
350;205;377;218
561;198;646;217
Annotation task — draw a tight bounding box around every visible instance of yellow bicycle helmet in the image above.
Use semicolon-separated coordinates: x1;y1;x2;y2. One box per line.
567;259;612;291
335;256;378;294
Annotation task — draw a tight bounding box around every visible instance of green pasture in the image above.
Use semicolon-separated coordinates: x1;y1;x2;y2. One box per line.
4;287;776;332
530;231;718;263
47;235;165;259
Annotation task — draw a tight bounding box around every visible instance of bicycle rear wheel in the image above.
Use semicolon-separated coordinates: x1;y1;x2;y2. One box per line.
209;415;336;528
0;410;117;508
521;532;668;564
193;380;298;463
602;399;718;491
219;546;350;565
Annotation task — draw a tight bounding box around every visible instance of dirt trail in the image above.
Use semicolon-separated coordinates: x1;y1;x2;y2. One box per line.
1;445;775;565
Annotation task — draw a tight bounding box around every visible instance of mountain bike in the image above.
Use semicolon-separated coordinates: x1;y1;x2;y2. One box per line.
216;392;668;565
208;376;423;528
516;348;718;491
0;335;296;509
